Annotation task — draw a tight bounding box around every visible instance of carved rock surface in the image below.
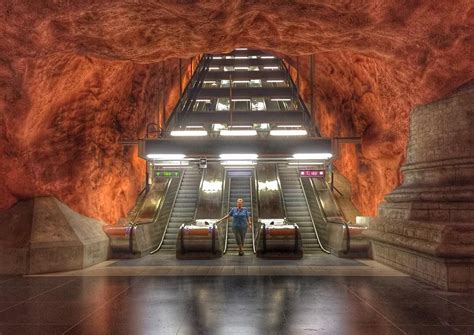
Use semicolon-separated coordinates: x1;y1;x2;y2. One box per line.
0;1;472;222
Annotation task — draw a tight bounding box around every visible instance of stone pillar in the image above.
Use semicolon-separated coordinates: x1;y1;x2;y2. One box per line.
364;81;474;291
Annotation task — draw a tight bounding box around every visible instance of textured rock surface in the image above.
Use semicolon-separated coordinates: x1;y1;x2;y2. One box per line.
1;0;473;222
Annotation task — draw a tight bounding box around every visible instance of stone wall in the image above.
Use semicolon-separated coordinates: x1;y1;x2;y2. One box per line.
364;81;474;291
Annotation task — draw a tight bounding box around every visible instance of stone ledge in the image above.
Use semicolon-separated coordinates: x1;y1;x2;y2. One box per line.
365;218;474;258
0;197;110;274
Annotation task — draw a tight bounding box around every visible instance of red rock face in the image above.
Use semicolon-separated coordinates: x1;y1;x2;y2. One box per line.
1;1;473;222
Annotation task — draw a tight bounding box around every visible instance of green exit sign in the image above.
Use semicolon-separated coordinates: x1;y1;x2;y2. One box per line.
155;171;181;178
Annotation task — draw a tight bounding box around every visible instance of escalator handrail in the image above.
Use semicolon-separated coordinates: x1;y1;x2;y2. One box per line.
129;178;173;254
308;177;351;254
249;176;256;254
149;170;186;254
223;177;232;254
296;175;330;254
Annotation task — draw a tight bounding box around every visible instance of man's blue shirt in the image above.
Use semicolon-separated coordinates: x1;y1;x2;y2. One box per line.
228;207;250;229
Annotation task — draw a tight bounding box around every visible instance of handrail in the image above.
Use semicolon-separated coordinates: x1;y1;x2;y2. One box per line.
129;179;172;254
223;177;232;254
164;55;212;131
297;176;331;254
149;170;186;254
280;60;320;137
308;177;351;254
249;176;256;254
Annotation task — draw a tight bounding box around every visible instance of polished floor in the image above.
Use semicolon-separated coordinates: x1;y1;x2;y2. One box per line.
1;254;474;334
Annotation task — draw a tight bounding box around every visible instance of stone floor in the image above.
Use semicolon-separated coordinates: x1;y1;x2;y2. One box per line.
0;253;473;334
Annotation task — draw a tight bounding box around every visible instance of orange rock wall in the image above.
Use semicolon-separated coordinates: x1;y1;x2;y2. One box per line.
1;1;472;222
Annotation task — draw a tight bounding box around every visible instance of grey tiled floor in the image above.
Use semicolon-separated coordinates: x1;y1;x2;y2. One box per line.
1;269;474;334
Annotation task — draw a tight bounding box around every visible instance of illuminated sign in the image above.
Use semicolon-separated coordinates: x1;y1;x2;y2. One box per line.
299;170;325;178
155;171;181;178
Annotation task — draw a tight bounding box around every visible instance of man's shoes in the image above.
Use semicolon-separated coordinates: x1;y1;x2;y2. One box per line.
238;251;244;256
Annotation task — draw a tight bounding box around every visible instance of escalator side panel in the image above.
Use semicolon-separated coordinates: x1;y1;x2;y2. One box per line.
195;163;225;221
256;163;285;219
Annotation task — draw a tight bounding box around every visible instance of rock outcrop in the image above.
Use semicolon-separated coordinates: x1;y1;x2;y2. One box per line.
1;1;472;222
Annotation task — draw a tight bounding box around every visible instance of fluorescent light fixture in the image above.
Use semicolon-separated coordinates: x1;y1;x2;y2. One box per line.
271;98;292;102
209;67;220;70
220;129;257;136
196;99;211;103
220;154;258;160
203;80;217;84
235;48;248;50
261;56;275;59
288;162;324;166
147;154;186;160
277;125;302;128
266;80;285;83
232;80;250;83
234;56;249;59
232;98;251;102
186;125;204;129
264;66;279;70
292;153;333;160
170;130;208;137
212;56;222;59
153;161;189;166
234;66;249;70
221;160;256;166
270;129;308;136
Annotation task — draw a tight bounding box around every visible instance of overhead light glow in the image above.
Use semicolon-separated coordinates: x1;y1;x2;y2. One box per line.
212;56;222;59
292;153;333;160
258;180;279;191
221;160;256;166
230;125;252;128
209;67;220;70
153;161;190;166
288;162;324;166
234;66;249;70
235;48;248;50
266;80;285;83
234;56;249;59
220;153;258;160
261;56;275;59
202;180;222;193
196;99;211;103
170;130;208;137
147;154;186;160
232;98;251;102
269;129;308;136
271;98;292;102
220;129;257;136
264;66;279;70
232;80;250;83
186;125;204;129
277;125;302;128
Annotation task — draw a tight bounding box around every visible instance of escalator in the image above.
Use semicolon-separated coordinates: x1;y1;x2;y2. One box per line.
277;164;328;254
158;168;203;252
224;176;254;254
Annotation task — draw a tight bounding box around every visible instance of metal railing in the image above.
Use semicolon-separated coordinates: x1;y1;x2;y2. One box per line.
248;176;256;254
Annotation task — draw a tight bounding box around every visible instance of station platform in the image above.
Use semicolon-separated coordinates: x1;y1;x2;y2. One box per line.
1;254;473;334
